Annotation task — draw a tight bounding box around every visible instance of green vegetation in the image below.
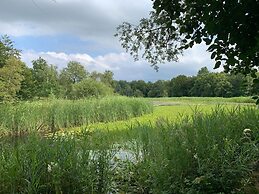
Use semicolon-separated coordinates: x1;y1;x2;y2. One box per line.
115;0;259;103
150;96;256;104
0;97;153;136
115;68;258;99
115;0;259;76
0;8;258;193
1;105;258;193
1;36;258;103
84;97;255;134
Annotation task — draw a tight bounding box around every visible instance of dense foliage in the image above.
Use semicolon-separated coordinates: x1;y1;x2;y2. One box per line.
115;0;259;76
0;36;258;102
115;0;259;103
0;36;116;101
115;67;258;98
1;106;258;193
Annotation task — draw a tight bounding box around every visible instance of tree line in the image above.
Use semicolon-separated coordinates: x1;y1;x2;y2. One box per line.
115;67;258;98
0;36;115;101
0;35;257;102
115;0;259;103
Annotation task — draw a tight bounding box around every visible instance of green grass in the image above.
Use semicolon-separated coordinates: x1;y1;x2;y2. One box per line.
0;97;153;136
64;97;256;138
0;97;258;193
83;104;243;133
148;96;256;104
115;106;259;193
0;105;258;193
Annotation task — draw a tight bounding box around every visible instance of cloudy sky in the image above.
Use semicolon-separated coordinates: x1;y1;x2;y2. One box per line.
0;0;218;81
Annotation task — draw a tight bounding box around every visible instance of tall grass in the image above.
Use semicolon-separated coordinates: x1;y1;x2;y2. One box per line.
117;106;259;193
0;106;258;193
0;133;115;193
0;97;153;135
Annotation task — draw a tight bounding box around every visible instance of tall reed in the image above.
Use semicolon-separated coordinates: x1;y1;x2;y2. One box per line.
0;97;153;135
0;106;258;193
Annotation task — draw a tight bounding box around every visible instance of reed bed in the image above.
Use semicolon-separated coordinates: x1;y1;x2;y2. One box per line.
0;106;258;193
0;97;153;135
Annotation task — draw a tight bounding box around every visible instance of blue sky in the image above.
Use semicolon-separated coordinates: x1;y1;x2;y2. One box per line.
1;0;217;81
11;35;112;56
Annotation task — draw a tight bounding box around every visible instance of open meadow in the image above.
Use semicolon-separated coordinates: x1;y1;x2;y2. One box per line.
0;97;258;193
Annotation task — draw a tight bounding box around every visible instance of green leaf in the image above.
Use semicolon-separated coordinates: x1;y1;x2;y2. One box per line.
251;96;258;100
203;38;212;45
253;78;259;84
214;61;221;69
182;39;188;43
207;44;217;52
211;52;216;59
195;37;202;44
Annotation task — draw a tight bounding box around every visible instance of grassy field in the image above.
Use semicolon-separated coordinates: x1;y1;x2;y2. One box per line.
76;96;256;133
0;97;258;193
148;96;256;104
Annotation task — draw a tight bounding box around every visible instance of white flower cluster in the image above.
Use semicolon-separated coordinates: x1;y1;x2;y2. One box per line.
47;162;58;173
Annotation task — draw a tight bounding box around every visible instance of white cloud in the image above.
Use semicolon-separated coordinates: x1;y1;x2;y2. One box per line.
21;44;219;81
1;0;222;81
21;50;111;71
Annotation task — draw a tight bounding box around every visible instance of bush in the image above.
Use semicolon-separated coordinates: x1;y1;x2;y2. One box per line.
70;78;114;99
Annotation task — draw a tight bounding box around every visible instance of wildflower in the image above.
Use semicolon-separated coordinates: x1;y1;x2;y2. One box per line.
243;128;252;137
47;164;52;172
243;128;251;134
242;128;253;142
47;162;58;173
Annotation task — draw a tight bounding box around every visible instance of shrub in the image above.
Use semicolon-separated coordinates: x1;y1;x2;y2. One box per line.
70;78;114;99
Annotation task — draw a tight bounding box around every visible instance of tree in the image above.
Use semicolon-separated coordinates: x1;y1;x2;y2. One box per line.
245;73;259;96
90;70;115;88
0;35;20;68
148;80;168;97
0;36;23;101
191;68;216;97
59;61;88;98
197;67;210;76
90;71;102;81
115;0;259;76
214;73;233;97
100;70;115;87
114;80;134;96
130;80;149;97
17;66;35;100
169;75;194;97
227;73;246;97
60;61;88;84
0;57;24;101
32;57;59;98
71;78;114;99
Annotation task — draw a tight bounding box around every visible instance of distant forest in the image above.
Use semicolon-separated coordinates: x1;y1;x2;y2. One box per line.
1;36;258;101
115;67;258;98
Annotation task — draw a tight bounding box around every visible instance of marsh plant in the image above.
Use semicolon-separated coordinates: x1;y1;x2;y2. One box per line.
0;106;258;193
0;97;153;136
121;106;259;194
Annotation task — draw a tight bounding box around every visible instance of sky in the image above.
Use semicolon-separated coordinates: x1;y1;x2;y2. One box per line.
0;0;218;81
